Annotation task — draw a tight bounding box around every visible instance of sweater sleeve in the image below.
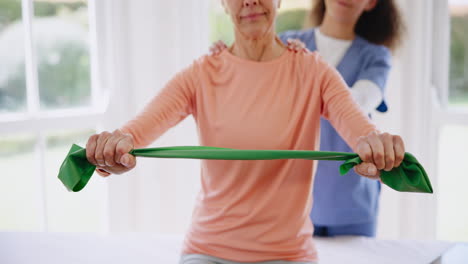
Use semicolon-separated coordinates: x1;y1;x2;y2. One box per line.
120;61;199;148
317;55;378;151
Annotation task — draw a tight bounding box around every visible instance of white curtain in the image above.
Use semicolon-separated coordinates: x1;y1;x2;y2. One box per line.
98;0;210;233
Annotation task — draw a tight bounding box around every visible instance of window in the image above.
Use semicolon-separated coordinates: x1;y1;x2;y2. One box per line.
0;0;106;232
209;0;311;44
433;0;468;242
437;125;468;241
448;1;468;107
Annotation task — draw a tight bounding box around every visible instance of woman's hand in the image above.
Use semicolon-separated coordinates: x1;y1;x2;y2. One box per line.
209;40;228;55
354;131;405;179
286;38;308;53
85;129;137;176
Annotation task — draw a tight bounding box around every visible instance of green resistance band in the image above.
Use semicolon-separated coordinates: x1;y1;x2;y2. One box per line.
58;144;433;194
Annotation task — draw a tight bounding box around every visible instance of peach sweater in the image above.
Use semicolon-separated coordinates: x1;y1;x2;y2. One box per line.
121;49;376;262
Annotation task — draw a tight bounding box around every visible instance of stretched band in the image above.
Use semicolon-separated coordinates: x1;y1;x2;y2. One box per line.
58;144;433;194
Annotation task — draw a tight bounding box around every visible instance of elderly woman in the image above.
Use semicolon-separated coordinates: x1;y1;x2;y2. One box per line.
85;0;405;263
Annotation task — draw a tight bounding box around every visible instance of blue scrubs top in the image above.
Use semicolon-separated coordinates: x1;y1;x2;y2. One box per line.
279;29;391;226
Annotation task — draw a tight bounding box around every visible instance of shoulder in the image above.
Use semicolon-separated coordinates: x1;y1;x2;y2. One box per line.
178;51;233;81
290;50;338;84
295;49;330;70
185;53;224;72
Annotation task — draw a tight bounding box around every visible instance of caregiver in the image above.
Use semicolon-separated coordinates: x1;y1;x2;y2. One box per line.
282;0;405;238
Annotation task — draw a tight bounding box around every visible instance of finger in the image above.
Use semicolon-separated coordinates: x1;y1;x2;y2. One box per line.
287;39;293;50
209;41;222;55
86;134;99;165
382;133;395;171
214;42;222;52
293;40;302;52
120;153;136;169
354;162;380;179
291;39;304;51
296;41;305;51
96;168;111;177
393;135;405;167
356;136;373;163
94;132;111;167
288;39;300;51
367;132;385;170
103;134;120;167
215;46;225;54
216;41;227;52
115;135;134;165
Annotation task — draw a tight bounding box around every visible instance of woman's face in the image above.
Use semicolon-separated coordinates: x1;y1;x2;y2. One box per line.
324;0;377;24
222;0;281;40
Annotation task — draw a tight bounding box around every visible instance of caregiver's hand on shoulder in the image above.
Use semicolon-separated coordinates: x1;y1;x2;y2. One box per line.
209;40;228;55
354;131;405;180
286;38;309;53
85;129;136;177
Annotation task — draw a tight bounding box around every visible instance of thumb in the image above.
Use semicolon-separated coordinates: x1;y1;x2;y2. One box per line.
354;162;380;179
120;153;136;169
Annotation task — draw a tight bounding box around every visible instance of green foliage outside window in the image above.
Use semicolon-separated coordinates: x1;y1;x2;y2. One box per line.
449;15;468;106
0;0;89;112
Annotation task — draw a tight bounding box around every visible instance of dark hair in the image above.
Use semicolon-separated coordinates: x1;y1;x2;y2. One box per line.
307;0;405;52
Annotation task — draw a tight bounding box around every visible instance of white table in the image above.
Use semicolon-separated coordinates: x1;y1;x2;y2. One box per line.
0;232;463;264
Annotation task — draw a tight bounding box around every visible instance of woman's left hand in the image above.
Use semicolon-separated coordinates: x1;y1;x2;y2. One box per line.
354;131;405;179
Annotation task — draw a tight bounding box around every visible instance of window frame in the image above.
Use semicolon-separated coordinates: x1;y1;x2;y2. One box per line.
431;0;468;124
0;0;113;232
430;0;468;240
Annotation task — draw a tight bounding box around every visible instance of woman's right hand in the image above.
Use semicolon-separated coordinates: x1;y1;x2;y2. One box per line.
86;129;137;176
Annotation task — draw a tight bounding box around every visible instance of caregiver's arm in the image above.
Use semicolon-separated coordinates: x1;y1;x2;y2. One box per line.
317;54;404;178
349;80;382;114
352;44;392;113
86;61;199;175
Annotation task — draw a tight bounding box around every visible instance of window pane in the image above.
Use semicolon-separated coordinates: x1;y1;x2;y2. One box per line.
209;0;310;44
449;1;468;107
33;0;91;110
0;134;41;231
437;125;468;242
44;129;106;232
0;0;27;113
